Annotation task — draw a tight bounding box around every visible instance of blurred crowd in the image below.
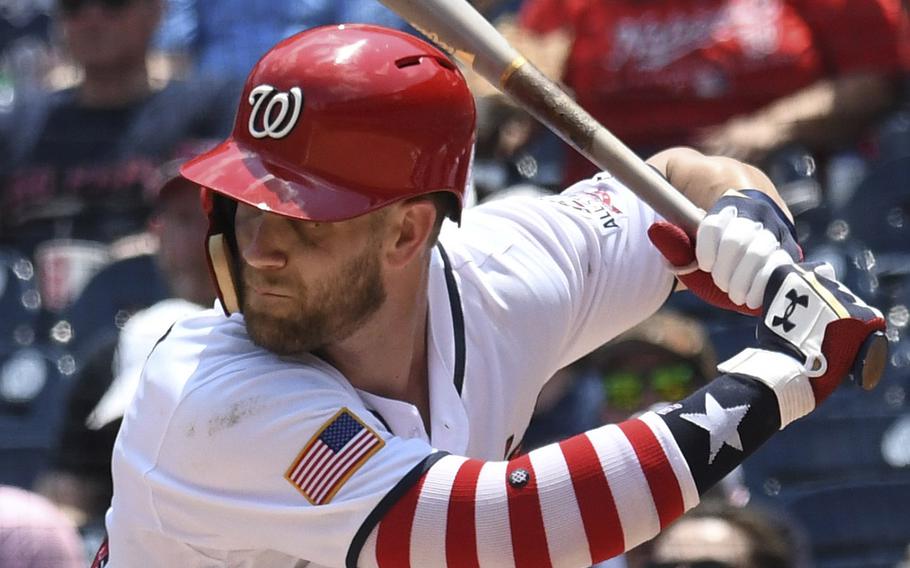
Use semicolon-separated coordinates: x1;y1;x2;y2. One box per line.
0;0;908;566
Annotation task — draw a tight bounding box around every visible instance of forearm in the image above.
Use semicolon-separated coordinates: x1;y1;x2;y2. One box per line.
750;73;899;153
646;147;792;222
356;258;884;567
354;373;782;567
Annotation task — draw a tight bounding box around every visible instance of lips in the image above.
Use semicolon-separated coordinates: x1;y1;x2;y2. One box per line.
245;280;292;299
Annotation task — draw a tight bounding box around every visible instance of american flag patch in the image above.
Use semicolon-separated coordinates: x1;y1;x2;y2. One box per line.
285;408;384;505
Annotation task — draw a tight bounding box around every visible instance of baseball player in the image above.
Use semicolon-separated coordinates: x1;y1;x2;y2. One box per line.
97;25;885;568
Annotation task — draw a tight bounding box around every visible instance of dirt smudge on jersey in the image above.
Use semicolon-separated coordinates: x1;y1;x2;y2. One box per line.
208;396;264;436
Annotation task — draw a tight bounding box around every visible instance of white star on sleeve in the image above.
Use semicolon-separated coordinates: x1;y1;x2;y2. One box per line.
680;393;750;464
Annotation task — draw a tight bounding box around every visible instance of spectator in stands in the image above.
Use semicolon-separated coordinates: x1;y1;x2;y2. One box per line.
155;0;408;84
518;0;910;184
35;166;214;536
592;310;715;424
472;94;568;199
0;485;84;568
640;500;809;568
593;311;758;511
0;0;234;312
525;310;717;447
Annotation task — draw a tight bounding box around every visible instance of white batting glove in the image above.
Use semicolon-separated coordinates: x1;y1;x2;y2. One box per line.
696;205;795;310
648;190;802;315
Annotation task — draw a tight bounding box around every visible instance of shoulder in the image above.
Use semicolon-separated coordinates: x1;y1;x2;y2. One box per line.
0;88;60;159
117;310;390;513
113;312;422;561
456;173;645;249
149;78;237;137
155;76;234;101
143;309;373;458
149;308;360;411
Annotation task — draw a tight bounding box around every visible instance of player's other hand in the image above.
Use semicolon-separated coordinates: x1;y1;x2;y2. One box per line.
648;190;802;315
719;262;887;427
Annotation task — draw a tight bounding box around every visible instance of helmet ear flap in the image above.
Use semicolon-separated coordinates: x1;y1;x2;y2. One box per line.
208;233;241;314
204;193;242;314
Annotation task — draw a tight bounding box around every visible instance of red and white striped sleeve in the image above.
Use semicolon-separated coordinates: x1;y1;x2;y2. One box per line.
350;413;698;567
348;373;785;568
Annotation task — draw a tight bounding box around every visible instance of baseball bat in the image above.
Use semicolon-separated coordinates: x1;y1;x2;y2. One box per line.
377;0;889;390
378;0;705;232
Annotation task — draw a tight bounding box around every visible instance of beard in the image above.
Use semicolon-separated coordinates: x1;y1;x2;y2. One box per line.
241;242;387;356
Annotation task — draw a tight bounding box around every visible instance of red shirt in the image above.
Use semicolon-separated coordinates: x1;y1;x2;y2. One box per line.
520;0;910;181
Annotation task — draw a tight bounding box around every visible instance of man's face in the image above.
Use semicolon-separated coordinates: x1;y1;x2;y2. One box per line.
649;516;753;568
234;203;387;356
58;0;160;72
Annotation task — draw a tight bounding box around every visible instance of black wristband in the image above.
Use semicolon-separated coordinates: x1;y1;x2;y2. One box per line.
658;373;781;494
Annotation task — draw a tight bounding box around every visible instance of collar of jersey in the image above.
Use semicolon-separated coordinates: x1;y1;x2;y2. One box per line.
354;244;469;453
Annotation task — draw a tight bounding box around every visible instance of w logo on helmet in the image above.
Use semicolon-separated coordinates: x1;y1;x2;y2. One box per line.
248;85;303;139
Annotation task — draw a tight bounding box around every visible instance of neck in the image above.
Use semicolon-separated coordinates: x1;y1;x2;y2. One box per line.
78;63;152;107
316;258;432;430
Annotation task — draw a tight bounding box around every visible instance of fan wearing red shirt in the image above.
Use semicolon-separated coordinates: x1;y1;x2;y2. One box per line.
519;0;910;181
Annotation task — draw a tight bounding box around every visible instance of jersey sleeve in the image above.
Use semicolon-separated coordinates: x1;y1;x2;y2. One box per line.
352;372;786;568
459;174;675;377
141;366;438;568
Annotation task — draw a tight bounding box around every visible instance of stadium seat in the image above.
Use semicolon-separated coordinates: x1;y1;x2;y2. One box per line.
839;156;910;257
784;479;910;568
0;248;42;347
744;408;910;498
0;341;71;488
61;254;168;361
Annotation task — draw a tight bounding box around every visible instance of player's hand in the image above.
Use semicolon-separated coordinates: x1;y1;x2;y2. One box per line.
718;262;887;427
647;190;802;315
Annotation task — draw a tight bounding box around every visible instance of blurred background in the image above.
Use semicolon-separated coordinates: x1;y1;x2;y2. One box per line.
0;0;907;566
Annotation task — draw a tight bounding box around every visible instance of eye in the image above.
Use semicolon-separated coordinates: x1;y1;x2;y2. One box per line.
289;219;321;247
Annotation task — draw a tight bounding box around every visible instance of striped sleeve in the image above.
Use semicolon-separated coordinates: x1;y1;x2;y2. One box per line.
350;414;697;567
349;373;784;567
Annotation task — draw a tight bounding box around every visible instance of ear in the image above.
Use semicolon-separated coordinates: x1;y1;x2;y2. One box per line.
384;200;437;268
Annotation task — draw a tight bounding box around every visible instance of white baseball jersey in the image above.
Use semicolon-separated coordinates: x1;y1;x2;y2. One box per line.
104;174;677;567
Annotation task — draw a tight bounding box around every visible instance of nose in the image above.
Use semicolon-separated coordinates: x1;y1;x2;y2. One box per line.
237;209;288;270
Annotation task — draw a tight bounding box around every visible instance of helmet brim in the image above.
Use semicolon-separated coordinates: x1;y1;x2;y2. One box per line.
180;138;381;222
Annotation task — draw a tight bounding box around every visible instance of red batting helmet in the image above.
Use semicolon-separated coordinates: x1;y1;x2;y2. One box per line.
180;24;477;313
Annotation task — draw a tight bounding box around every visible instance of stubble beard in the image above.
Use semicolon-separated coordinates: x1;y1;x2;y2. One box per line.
241;244;387;357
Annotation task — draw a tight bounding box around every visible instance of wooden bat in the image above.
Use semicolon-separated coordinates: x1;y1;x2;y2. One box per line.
378;0;705;232
377;0;889;389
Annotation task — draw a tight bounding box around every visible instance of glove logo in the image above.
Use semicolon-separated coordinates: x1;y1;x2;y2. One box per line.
772;289;809;332
248;85;303;140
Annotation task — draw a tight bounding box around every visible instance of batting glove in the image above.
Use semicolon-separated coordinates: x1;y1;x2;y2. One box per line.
718;262;887;428
648;190;802;315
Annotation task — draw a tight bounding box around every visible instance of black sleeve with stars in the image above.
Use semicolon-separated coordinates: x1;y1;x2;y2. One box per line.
658;373;782;494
